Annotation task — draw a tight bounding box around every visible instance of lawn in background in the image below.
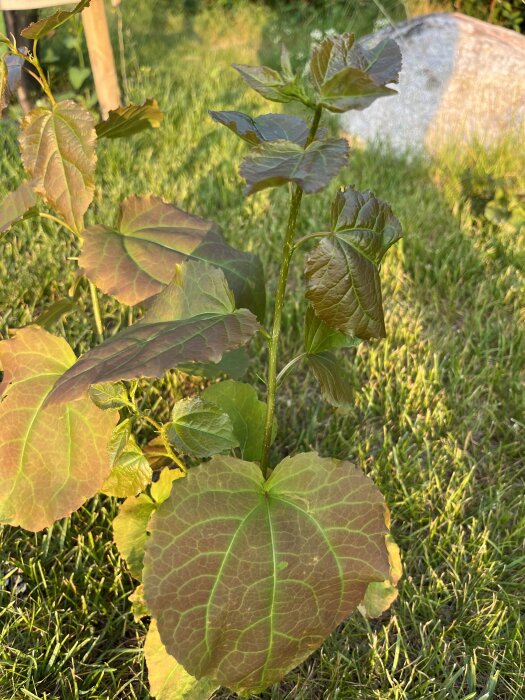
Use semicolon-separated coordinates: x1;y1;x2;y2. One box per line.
0;1;524;698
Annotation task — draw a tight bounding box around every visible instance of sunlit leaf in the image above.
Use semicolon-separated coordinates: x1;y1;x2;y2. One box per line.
20;100;96;232
310;33;402;112
21;0;91;39
305;186;402;339
79;195;265;319
89;382;130;411
113;467;182;580
0;181;38;235
177;348;249;380
0;326;117;531
129;583;149;621
202;379;271;462
46;261;259;405
144;452;392;693
96;99;164;139
101;425;152;498
145;619;218;700
35;298;79;330
164;397;238;459
240;138;348;195
232;63;309;106
360;535;402;618
209;110;326;147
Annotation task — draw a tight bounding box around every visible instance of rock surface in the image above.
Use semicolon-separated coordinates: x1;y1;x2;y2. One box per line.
340;13;525;153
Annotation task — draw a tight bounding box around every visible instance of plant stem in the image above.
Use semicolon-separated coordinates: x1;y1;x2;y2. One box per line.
293;231;331;250
38;212;76;235
89;280;104;342
259;105;323;478
275;353;307;387
30;40;56;106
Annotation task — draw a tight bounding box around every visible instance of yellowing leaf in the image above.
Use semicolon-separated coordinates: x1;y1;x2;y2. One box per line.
20;100;96;232
0;326;117;531
145;620;218;700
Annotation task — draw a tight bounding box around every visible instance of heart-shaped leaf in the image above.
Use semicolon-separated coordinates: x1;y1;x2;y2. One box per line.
0;326;117;531
79;195;265;319
310;33;402;113
21;0;91;39
202;379;271;462
145;619;219;700
96;99;164;139
164;397;239;459
0;181;38;235
46;261;259;404
113;467;182;580
209;110;326;147
144;452;392;693
240;138;349;195
20;100;96;232
305;186;402;339
68;66;91;90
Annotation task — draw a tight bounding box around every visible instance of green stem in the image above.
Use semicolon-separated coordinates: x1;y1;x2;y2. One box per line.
38;212;76;235
31;40;56;106
293;231;331;250
89;280;104;342
259;105;323;478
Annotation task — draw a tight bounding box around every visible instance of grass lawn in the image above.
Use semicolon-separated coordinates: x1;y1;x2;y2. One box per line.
1;1;524;698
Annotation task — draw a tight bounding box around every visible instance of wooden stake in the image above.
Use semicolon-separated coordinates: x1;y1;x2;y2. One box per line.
81;0;121;119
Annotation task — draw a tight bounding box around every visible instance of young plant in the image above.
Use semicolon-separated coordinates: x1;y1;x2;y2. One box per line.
0;5;404;697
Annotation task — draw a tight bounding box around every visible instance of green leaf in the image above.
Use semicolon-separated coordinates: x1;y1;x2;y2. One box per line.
0;181;39;235
164;397;239;459
310;33;402;112
307;352;353;408
304;306;360;354
209;110;326;147
305;186;402;340
177;347;249;380
96;99;164;139
21;0;91;39
240;138;348;195
102;427;152;498
129;583;149;621
145;619;219;700
79;194;265;319
20;100;96;232
89;382;130;411
202;379;271;462
360;535;402;618
232;63;309;106
113;467;182;580
0;326;117;531
34;298;79;330
47;261;259;404
143;452;392;693
68;66;91;90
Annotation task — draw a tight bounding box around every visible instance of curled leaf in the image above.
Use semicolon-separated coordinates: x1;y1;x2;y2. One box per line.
144;452;392;693
96;99;164;139
209;110;326;147
0;181;38;235
101;423;152;498
232;63;309;106
0;326;117;531
21;0;91;39
240;138;349;195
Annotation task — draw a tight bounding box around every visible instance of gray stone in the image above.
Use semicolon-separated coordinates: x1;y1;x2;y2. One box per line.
340;13;525;153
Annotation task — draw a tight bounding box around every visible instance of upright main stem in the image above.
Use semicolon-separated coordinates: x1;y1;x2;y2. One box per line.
259;106;323;478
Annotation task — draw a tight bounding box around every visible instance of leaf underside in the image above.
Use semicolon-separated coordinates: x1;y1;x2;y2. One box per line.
0;326;117;531
79;194;265;319
46;261;259;404
144;452;391;693
209;110;326;147
95;99;164;139
240;138;349;195
21;0;91;39
20;100;96;232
